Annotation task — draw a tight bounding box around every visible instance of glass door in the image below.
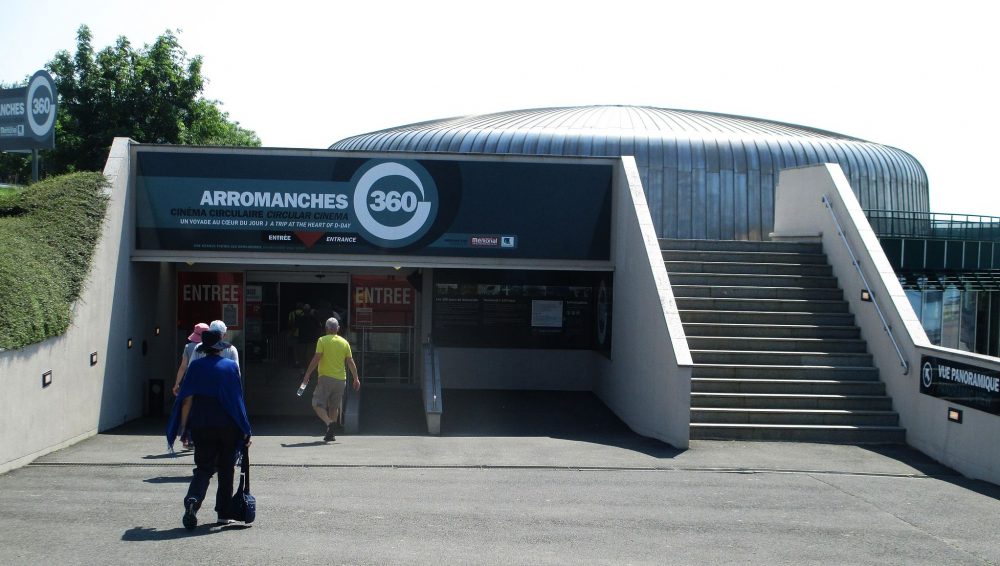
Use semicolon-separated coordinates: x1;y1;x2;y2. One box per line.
349;274;419;386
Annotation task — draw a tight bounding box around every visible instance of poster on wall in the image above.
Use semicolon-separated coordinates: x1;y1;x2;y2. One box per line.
919;356;1000;415
350;275;416;331
177;272;244;335
531;300;564;328
244;284;262;341
134;149;612;261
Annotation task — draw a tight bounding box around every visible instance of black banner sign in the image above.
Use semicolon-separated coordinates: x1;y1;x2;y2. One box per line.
920;355;1000;415
0;70;57;151
134;149;613;260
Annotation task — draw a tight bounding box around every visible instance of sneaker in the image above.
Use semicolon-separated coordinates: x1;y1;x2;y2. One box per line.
323;422;336;442
183;498;198;531
216;516;234;526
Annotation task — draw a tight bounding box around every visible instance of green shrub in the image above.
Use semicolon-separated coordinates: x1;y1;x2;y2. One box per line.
0;172;109;349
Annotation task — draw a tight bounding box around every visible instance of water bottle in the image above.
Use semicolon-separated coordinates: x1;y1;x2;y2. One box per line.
296;383;307;397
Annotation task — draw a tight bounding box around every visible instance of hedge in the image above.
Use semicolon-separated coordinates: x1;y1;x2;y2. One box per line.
0;173;110;349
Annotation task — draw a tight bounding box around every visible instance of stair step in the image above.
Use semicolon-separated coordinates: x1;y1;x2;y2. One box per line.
692;378;887;395
662;250;829;265
687;337;868;353
668;272;839;288
659;238;822;254
664;237;902;444
690;350;873;366
691;364;880;380
691;408;899;426
665;261;832;276
683;323;860;339
676;297;849;313
671;285;843;300
679;310;855;326
688;423;906;443
691;392;894;410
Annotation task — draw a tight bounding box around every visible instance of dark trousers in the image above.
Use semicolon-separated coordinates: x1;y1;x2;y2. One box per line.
184;425;242;518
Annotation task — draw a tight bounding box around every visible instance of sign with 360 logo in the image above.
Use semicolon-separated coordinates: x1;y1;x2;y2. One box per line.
0;70;57;151
351;160;438;248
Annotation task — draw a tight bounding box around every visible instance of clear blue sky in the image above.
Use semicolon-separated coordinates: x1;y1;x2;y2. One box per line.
2;0;997;216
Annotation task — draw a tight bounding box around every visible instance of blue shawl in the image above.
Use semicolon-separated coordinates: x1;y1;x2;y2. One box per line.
165;354;251;452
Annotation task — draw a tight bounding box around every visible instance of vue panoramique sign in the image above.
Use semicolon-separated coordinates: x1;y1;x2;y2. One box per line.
134;149;613;260
0;70;57;151
920;355;1000;416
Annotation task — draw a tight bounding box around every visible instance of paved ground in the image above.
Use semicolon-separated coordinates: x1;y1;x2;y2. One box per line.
2;391;999;565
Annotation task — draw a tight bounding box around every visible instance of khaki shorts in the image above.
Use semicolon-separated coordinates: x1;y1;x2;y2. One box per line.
312;376;347;411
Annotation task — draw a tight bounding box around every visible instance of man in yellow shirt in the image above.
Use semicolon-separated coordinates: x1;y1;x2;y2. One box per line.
301;318;361;442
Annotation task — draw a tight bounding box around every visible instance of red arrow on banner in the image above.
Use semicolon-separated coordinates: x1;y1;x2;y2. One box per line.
294;232;325;248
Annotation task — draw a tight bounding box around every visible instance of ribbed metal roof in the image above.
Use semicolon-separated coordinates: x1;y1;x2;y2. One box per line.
331;105;928;240
333;106;867;152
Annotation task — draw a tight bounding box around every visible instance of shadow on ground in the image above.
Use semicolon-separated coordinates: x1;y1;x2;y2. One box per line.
351;388;682;458
106;388;681;458
122;523;250;542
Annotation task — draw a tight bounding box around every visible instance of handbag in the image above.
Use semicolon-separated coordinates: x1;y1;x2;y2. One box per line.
229;445;256;524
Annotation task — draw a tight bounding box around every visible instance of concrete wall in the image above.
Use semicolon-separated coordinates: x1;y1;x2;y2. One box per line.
772;164;1000;485
0;139;174;474
594;157;692;449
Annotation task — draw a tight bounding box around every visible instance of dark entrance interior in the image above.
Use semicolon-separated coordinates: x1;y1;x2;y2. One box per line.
243;280;348;416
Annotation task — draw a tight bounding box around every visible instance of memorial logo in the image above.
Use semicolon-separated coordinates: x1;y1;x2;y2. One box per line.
351;160;438;248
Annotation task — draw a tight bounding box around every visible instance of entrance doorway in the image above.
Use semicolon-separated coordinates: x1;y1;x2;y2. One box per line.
243;273;348;416
239;270;421;417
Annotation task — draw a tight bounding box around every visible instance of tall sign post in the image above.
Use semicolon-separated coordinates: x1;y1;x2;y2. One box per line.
0;70;58;182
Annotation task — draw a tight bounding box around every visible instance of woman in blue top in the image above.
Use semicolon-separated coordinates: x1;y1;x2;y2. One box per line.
166;329;252;530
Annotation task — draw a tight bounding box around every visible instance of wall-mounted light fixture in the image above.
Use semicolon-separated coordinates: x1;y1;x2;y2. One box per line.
90;352;98;366
42;370;52;388
948;407;963;423
154;326;161;336
860;289;872;302
127;338;133;349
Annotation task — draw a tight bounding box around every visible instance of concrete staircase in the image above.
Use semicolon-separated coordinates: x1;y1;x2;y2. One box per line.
662;238;905;443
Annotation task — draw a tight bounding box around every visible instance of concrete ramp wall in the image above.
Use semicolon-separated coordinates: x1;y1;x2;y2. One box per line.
0;139;174;474
594;157;692;449
773;164;1000;485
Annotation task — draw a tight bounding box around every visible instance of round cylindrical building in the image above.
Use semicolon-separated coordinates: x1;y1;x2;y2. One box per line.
332;105;928;241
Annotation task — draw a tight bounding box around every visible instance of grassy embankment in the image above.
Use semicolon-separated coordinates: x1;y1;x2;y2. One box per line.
0;173;109;349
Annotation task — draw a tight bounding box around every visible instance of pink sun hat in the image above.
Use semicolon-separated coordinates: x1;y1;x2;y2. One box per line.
187;322;210;343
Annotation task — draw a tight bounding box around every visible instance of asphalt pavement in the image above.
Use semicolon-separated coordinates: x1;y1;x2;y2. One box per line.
2;390;999;565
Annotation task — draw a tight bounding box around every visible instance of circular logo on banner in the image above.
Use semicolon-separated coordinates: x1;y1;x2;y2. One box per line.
921;361;934;389
26;71;57;138
352;160;438;248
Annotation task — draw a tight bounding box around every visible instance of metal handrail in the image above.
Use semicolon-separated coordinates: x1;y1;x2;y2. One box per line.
422;342;443;434
825;196;910;375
